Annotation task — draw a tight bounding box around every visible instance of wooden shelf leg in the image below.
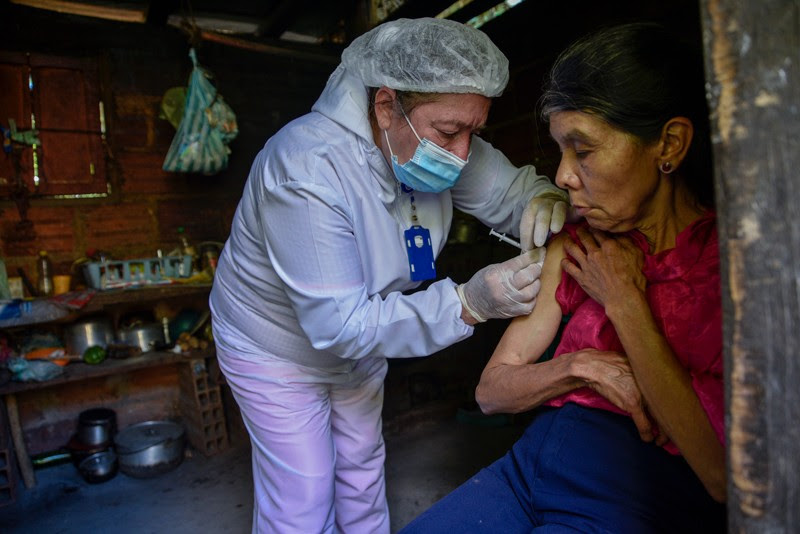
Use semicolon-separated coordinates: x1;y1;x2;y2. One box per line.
5;394;36;489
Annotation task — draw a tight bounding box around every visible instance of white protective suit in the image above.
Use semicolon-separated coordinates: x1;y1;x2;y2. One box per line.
209;65;562;533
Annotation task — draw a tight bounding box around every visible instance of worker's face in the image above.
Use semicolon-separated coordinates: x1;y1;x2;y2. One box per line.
378;91;490;164
549;110;662;233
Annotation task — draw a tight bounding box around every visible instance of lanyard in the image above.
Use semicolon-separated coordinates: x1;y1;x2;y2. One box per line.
400;184;436;281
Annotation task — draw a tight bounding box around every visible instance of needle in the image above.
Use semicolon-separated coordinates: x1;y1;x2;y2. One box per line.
488;229;522;249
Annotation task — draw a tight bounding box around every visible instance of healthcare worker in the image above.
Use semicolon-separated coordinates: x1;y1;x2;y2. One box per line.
209;17;569;534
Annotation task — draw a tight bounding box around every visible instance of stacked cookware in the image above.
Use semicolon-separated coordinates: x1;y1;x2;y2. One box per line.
68;408;119;483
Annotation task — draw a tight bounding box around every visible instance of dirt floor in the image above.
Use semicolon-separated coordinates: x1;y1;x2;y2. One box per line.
0;406;527;533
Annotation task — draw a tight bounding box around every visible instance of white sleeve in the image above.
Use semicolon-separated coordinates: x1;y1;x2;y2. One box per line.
261;180;472;360
451;136;567;236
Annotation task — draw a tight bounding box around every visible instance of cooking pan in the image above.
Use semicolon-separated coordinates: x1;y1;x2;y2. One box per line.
64;317;114;355
78;450;118;484
116;322;165;353
114;420;185;478
77;407;117;446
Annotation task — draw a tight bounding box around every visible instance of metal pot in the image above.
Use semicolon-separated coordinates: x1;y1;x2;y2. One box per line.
77;408;117;446
64;317;114;356
66;434;109;467
114;420;185;478
116;322;165;353
78;450;118;484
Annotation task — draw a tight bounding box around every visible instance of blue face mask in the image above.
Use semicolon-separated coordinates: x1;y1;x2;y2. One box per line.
384;109;469;193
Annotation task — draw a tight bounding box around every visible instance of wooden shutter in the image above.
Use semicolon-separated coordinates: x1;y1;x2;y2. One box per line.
0;52;33;196
0;52;108;198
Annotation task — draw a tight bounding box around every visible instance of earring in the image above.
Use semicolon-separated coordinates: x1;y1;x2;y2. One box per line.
660;161;674;174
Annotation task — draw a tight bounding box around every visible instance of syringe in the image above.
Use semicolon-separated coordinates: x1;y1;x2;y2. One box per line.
489;228;522;249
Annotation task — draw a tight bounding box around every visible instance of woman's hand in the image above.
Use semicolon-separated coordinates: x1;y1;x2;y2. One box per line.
572;348;666;445
561;227;646;309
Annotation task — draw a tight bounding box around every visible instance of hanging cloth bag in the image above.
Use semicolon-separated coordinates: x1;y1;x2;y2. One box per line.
162;48;238;175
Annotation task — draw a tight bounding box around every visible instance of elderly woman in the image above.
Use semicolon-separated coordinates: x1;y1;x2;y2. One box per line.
400;22;726;533
209;17;568;533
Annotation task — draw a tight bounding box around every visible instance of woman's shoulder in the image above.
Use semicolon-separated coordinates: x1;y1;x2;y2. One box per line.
260;113;363;188
269;112;354;157
677;210;718;262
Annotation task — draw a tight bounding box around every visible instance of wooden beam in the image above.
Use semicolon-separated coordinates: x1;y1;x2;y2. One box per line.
255;0;308;39
5;394;36;489
197;30;340;65
701;0;800;530
10;0;148;23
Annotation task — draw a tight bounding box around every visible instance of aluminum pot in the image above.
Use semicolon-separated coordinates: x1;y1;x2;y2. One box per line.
77;408;117;447
66;434;109;467
116;322;165;353
78;450;118;484
64;317;114;356
114;420;185;478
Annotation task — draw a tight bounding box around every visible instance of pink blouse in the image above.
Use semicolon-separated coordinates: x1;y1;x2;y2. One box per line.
544;212;724;455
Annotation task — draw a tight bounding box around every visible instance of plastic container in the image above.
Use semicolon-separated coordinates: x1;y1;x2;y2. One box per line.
82;255;193;290
36;250;54;297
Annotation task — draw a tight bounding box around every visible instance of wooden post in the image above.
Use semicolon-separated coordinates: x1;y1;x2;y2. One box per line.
701;0;800;530
5;394;36;489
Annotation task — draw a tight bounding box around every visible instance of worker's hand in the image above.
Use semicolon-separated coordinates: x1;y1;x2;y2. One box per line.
572;348;668;446
519;192;571;251
457;248;546;323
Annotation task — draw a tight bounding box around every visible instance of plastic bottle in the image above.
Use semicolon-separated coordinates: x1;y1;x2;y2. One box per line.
0;258;10;299
177;227;198;275
36;250;54;297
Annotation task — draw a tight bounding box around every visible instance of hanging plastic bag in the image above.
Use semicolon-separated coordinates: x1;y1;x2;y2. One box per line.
162;49;238;175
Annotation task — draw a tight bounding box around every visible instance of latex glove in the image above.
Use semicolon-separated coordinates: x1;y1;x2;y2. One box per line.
519;192;570;251
457;248;546;323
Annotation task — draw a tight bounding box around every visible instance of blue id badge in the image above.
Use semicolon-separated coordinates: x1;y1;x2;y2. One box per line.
404;225;436;281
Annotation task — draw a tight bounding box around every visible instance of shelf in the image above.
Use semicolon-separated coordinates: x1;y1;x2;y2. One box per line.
0;284;212;328
78;284;212;314
0;346;215;396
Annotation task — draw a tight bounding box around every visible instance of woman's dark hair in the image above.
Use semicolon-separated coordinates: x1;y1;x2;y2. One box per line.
540;22;714;208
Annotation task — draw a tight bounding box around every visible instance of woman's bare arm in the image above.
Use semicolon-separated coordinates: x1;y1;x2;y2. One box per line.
476;234;572;413
476;233;660;446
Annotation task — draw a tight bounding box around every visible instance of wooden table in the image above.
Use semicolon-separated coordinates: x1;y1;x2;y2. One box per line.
1;347;215;489
0;284;215;489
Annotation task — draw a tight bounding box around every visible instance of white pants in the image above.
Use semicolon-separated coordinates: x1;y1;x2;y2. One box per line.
217;347;390;534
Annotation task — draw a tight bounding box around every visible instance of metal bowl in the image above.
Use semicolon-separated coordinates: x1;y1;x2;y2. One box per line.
78;450;118;484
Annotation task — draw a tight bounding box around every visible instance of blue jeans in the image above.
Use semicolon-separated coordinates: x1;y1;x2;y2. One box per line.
400;404;725;533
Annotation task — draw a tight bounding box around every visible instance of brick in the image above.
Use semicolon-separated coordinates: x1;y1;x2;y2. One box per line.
117;151;184;194
111;115;151;149
81;201;158;258
0;205;76;258
157;199;231;245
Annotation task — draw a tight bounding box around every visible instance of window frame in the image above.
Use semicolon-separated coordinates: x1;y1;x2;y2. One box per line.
0;50;113;201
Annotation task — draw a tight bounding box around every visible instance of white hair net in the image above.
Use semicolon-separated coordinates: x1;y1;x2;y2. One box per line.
341;18;509;97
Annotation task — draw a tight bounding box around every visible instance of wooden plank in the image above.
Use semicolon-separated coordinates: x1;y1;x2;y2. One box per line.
0;346;214;396
701;0;800;530
4;395;35;489
77;284;211;313
9;0;148;23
